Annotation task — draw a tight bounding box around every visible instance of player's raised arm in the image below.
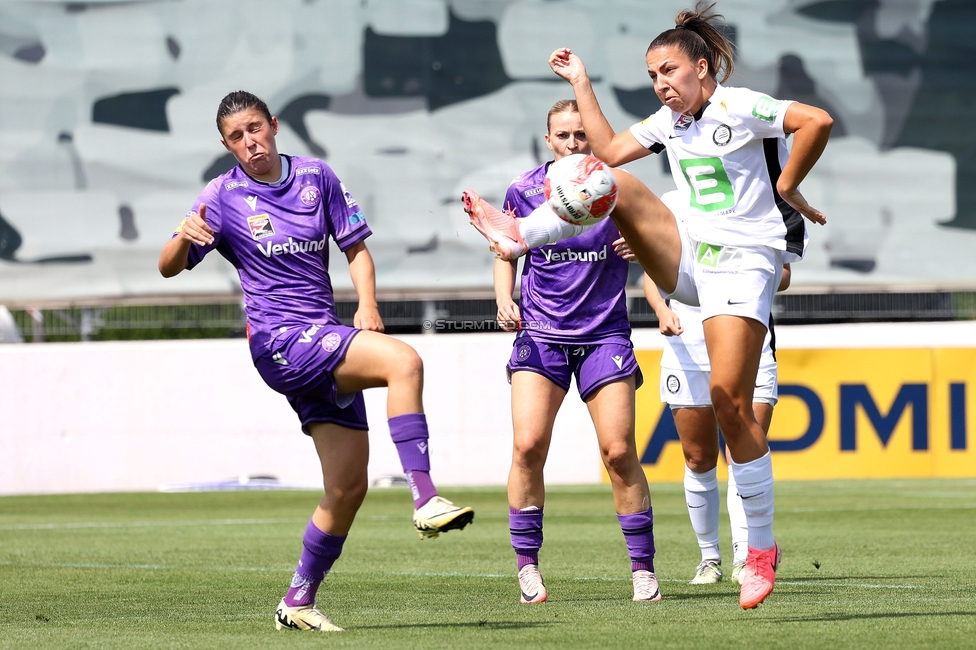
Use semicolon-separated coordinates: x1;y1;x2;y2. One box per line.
548;48;650;166
159;204;213;277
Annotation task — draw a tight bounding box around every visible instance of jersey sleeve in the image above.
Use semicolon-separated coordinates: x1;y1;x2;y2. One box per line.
728;88;794;139
629;108;668;154
321;164;371;252
504;180;527;218
178;179;222;270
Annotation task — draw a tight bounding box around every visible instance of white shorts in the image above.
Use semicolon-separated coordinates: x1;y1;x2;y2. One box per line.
661;364;778;408
753;363;779;406
666;218;784;327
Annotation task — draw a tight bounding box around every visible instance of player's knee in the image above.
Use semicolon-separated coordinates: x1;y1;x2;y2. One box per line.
710;387;748;430
392;346;424;384
512;440;547;470
327;475;368;511
602;441;637;477
685;455;718;473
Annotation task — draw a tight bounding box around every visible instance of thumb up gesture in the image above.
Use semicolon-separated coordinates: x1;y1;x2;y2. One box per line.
179;203;215;246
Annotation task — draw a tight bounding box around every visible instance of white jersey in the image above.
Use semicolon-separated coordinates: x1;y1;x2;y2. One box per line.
660;301;776;372
630;84;808;261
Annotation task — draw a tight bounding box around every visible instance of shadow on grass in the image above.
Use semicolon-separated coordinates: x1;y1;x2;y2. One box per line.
561;591;736;604
776;611;976;623
781;575;932;582
354;621;552;631
658;592;740;603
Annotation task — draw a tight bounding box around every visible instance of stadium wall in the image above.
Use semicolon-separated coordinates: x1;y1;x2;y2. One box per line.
1;322;976;496
636;322;976;483
2;0;976;300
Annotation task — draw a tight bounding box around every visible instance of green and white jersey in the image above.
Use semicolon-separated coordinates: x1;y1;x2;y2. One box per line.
629;84;808;261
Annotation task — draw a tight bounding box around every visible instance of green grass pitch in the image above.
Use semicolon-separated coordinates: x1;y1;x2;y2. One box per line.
1;479;974;649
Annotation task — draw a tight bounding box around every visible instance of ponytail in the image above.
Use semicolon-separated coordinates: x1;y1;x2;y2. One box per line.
648;1;735;83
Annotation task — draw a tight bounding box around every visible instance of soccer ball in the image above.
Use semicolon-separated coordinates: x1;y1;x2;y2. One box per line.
543;154;618;225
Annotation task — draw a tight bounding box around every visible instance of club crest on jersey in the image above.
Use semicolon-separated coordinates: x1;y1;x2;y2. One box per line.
674;113;693;132
247;214;275;240
516;346;531;362
666;374;680;394
340;182;356;208
243;195;258;211
713;124;732;146
321;332;341;352
300;185;320;207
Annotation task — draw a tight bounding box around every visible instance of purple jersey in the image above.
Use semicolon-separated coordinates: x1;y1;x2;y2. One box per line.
505;162;631;343
180;155;371;349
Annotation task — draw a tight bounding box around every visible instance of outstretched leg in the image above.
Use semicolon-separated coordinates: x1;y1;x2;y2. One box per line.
464;166;682;292
608;171;682;294
334;331;474;538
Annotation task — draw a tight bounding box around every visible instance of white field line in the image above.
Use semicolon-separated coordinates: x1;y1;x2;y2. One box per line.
0;517;306;531
0;560;291;572
779;503;976;513
575;576;918;589
4;501;975;532
0;560;924;590
776;581;918;589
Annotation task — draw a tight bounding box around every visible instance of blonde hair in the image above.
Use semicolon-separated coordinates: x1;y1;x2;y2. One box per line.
546;99;579;133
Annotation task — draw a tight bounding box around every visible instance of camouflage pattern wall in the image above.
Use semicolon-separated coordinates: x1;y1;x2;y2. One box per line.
1;0;973;302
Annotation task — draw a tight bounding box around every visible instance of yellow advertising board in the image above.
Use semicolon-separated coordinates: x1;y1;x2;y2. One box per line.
633;347;975;482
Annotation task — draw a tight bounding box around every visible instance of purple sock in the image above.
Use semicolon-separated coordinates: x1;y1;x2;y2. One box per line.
283;521;346;607
405;470;438;509
389;413;438;508
617;508;655;573
510;506;544;570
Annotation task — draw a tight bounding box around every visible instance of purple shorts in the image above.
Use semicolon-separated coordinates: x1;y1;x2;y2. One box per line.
251;323;368;433
506;334;643;400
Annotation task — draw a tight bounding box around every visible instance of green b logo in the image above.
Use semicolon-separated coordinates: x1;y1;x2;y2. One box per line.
679;158;734;212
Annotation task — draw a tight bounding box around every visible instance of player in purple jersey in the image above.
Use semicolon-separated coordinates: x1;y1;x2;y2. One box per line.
158;91;474;633
464;2;832;609
497;100;659;604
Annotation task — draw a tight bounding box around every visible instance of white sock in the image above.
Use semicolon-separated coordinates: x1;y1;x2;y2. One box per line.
727;466;748;563
683;465;721;562
730;451;775;551
518;203;591;247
